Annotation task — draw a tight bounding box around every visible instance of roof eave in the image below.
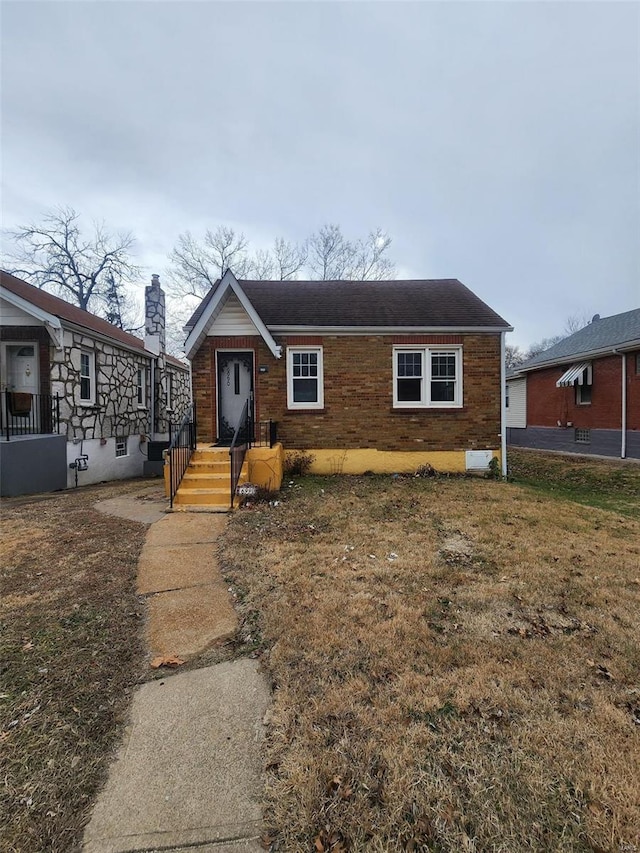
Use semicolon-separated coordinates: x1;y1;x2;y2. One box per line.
520;338;640;372
1;285;63;348
267;324;513;334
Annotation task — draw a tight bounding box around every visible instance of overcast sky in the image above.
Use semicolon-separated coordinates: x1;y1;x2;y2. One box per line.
2;0;638;348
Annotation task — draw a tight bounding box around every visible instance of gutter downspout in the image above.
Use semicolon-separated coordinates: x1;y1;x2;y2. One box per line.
621;353;627;459
500;331;507;476
613;349;627;459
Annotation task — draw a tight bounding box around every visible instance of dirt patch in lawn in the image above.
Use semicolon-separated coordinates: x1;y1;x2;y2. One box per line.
220;472;640;852
0;480;153;853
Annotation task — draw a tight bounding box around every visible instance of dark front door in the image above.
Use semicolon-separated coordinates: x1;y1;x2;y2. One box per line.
217;351;254;443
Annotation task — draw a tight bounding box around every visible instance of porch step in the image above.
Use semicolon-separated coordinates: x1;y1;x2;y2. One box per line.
171;445;248;510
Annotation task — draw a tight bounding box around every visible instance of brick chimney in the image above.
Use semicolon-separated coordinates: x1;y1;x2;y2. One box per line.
145;274;166;354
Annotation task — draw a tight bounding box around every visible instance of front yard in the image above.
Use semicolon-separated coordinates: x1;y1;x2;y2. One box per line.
1;452;639;852
220;451;640;851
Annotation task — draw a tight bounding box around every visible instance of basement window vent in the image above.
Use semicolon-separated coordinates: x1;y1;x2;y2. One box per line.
115;436;128;457
575;428;590;444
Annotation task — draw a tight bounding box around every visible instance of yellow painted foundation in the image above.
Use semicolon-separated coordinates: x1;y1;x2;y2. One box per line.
246;443;285;492
286;447;500;476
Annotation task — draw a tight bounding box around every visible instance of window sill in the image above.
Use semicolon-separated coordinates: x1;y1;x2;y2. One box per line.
79;402;99;409
137;406;149;411
286;407;327;414
392;405;464;412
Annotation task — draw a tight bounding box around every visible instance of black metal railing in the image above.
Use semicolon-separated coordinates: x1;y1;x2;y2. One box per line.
168;402;197;508
1;391;60;441
254;419;277;448
229;399;251;508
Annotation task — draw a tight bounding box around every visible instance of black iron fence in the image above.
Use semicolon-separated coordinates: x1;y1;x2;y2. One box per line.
167;402;197;508
1;391;60;441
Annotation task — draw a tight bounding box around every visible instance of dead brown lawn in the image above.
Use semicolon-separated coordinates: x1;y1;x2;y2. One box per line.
0;481;149;853
220;473;640;852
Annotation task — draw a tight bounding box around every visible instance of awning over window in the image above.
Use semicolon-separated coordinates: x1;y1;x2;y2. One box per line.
556;362;592;387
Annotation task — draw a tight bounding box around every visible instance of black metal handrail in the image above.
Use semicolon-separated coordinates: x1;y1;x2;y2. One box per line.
229;399;251;508
168;402;197;508
1;391;60;441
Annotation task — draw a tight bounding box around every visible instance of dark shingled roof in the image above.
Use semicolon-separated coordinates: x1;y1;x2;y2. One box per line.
1;271;187;369
186;278;511;330
517;308;640;371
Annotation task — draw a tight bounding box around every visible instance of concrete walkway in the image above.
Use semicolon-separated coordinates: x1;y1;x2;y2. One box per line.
83;487;270;853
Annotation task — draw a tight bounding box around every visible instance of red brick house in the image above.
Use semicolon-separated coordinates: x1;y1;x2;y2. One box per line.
183;271;511;480
506;308;640;459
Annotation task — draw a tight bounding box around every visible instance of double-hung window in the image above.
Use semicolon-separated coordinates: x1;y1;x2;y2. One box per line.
137;367;147;407
287;346;324;409
393;347;462;408
80;350;95;404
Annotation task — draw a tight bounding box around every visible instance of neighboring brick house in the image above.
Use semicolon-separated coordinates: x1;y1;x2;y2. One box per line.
184;270;512;476
1;271;190;496
506;308;640;459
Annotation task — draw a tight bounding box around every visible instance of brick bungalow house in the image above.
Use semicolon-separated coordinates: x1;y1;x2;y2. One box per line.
180;271;511;502
1;271;190;496
506;308;640;459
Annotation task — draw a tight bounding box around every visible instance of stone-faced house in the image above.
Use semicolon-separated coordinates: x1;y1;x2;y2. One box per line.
178;271;510;506
0;271;190;496
506;308;640;459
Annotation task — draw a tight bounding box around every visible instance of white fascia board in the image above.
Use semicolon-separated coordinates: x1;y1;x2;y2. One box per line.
521;338;640;372
268;325;513;335
184;270;282;360
1;286;63;348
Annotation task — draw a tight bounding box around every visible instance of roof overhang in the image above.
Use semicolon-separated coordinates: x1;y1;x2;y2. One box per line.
1;285;63;349
183;270;282;361
520;338;640;373
556;362;592;387
267;325;513;334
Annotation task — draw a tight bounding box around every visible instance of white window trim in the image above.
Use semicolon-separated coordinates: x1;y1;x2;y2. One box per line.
115;435;128;457
287;346;324;410
393;346;463;409
137;367;147;408
80;349;96;405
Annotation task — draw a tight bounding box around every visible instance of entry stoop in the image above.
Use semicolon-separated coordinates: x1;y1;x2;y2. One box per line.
172;445;247;511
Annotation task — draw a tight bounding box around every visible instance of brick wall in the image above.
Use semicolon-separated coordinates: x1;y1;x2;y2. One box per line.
193;333;502;451
526;351;640;432
0;326;51;394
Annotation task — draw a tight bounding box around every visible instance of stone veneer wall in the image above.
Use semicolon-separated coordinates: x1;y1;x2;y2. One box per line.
51;331;153;441
154;358;191;434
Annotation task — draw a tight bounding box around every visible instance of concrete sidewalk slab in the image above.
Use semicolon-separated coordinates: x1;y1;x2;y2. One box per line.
146;584;237;658
83;661;269;853
137;543;222;594
145;513;226;547
94;488;168;525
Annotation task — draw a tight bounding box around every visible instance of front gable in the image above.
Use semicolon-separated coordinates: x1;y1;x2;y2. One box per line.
184;270;281;360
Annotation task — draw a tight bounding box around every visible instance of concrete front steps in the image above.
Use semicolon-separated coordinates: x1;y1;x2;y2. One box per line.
172;445;247;511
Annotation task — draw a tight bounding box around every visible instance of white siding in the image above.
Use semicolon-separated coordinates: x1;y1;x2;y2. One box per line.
207;293;257;336
506;377;527;428
0;297;42;325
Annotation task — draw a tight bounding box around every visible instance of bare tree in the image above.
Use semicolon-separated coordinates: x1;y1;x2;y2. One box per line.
307;223;356;280
168;226;254;300
505;344;527;369
563;313;591;336
5;207;141;324
272;237;308;280
347;228;395;280
250;248;276;280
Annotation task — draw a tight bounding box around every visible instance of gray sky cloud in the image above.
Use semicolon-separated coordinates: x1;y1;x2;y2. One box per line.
2;0;638;347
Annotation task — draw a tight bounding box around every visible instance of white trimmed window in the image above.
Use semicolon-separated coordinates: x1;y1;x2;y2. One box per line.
136;367;147;407
80;350;96;404
287;346;324;409
393;347;463;408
